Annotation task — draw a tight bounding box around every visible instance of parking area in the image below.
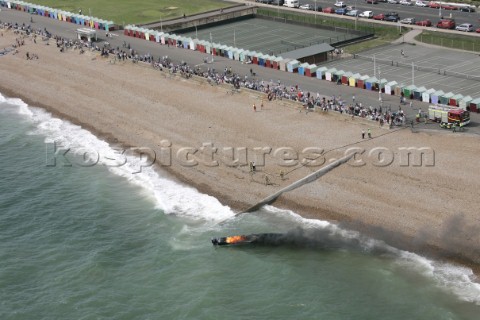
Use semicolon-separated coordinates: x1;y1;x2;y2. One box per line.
178;17;360;55
324;42;480;98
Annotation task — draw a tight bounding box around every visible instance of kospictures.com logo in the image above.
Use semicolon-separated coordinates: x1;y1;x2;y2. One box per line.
45;141;435;173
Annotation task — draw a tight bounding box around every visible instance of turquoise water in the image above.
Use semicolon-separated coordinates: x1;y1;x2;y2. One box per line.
1;93;479;319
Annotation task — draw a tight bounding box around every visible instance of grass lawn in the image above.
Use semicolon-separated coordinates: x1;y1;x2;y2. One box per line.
30;0;231;25
415;31;480;53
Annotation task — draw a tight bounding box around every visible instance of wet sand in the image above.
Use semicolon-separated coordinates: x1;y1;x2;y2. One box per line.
1;30;480;275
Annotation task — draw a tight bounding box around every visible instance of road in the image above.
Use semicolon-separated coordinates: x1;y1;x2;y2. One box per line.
1;7;479;134
265;1;480;29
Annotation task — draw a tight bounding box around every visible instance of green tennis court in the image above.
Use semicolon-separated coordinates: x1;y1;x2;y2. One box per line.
178;17;360;56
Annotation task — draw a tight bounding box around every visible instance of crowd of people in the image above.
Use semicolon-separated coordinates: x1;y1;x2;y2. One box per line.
1;20;408;128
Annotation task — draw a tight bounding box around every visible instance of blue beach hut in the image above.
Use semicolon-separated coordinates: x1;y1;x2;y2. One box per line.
298;63;309;76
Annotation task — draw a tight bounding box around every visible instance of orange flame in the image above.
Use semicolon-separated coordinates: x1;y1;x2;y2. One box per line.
225;235;247;244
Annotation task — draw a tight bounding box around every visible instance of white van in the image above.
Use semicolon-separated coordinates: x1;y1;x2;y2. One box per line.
284;0;300;8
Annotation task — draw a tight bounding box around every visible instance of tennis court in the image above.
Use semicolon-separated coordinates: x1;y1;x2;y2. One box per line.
178;17;360;56
324;43;480;98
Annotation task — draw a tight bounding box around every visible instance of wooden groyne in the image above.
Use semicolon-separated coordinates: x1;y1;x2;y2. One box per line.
238;152;355;214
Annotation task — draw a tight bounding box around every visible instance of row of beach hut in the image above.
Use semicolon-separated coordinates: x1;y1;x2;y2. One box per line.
1;0;115;31
122;23;480;111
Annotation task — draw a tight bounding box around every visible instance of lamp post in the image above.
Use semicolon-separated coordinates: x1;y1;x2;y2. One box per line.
439;6;442;18
378;67;382;103
315;0;317;23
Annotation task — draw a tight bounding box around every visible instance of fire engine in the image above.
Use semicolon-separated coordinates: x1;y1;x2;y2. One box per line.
428;105;470;129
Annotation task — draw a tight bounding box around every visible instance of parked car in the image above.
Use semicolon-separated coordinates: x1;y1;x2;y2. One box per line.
299;4;313;10
428;2;441;8
345;9;359;16
366;0;379;4
400;17;416;24
459;7;475;12
400;0;413;5
455;23;474;32
415;1;427;6
359;10;374;18
476;28;480;33
373;13;385;20
256;0;273;3
441;4;458;10
416;19;432;26
335;8;348;14
271;0;285;4
385;14;400;22
437;19;455;29
387;0;399;3
415;19;430;27
323;7;335;13
334;1;347;7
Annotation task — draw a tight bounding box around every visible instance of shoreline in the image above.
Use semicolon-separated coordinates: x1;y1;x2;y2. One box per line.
1;30;480;277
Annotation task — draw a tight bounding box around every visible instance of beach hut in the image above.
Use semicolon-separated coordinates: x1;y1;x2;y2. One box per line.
251;51;259;64
365;77;378;91
272;56;282;69
331;70;344;84
459;96;472;110
263;55;271;68
357;75;369;89
325;68;337;82
349;73;360;87
384;81;397;95
431;90;444;105
233;49;241;61
183;37;191;49
226;46;234;59
258;54;266;67
298;63;309;76
402;85;417;99
279;58;292;72
205;42;212;55
341;71;352;85
287;60;300;73
449;94;463;107
469;98;480;113
305;65;318;77
422;88;436;103
439;92;454;105
394;84;404;97
413;86;426;100
378;79;388;93
316;67;327;80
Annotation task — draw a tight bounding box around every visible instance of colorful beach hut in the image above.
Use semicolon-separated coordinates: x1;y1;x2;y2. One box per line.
365;77;378;91
431;90;444;105
349;73;360;87
264;55;273;68
279;59;292;72
341;72;353;85
251;51;259;64
332;70;345;84
402;85;417;99
272;56;282;69
459;96;472;110
305;65;318;77
439;92;454;105
422;88;436;103
298;63;309;76
325;68;337;82
287;60;300;73
413;86;426;100
449;94;463;107
384;81;397;95
316;67;328;80
257;54;266;67
357;75;369;89
469;98;480;112
379;79;388;92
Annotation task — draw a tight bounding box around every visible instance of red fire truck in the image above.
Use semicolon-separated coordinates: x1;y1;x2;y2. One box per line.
428;105;470;129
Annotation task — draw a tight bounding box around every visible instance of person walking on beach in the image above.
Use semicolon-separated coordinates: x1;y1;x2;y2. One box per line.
253;103;256;112
367;128;372;139
362;129;365;139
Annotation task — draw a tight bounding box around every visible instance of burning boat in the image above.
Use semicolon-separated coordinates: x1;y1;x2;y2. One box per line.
211;233;284;246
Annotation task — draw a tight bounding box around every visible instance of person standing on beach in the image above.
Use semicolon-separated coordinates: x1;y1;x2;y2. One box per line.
367;128;372;139
253;103;256;112
362;130;365;139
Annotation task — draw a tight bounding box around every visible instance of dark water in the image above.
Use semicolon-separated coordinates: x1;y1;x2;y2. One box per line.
1;93;479;319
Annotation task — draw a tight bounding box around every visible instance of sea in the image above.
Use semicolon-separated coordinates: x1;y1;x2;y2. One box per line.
1;92;479;320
